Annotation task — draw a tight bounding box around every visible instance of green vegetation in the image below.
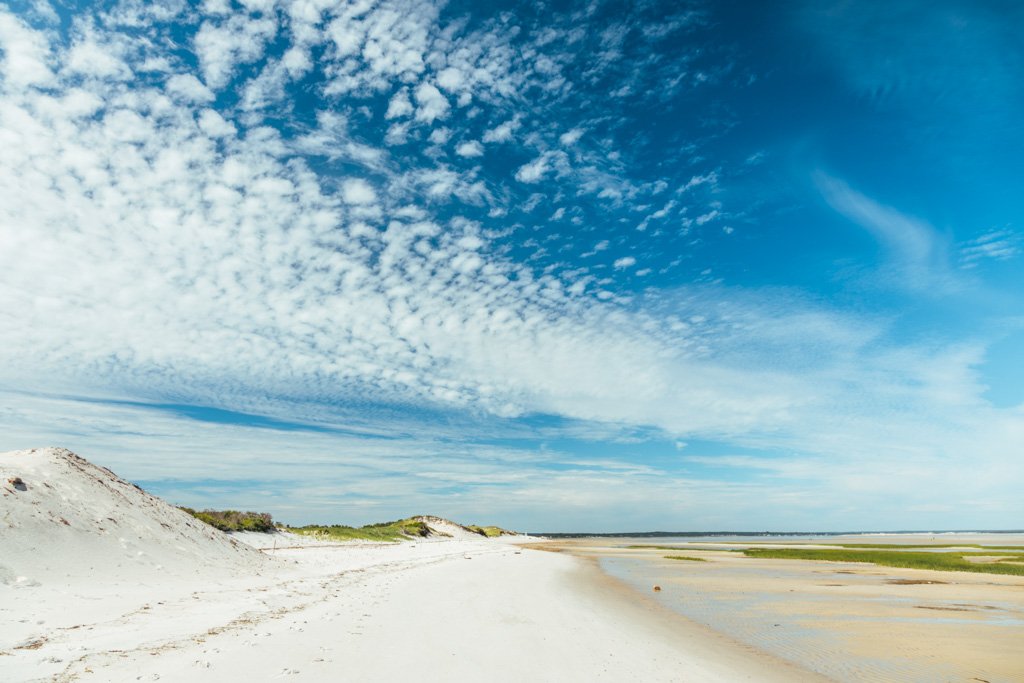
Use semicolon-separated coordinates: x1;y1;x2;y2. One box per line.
180;510;518;542
285;518;432;542
742;547;1024;576
628;545;738;552
699;541;1024;551
467;525;512;537
180;508;275;533
834;543;1024;551
664;555;707;562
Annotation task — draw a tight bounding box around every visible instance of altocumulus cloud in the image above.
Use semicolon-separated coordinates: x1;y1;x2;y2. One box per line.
0;0;781;430
0;0;1021;529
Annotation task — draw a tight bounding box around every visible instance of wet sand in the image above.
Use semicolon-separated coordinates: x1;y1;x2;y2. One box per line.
551;534;1024;683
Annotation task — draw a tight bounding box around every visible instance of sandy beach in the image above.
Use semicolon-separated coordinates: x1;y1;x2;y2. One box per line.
2;448;819;682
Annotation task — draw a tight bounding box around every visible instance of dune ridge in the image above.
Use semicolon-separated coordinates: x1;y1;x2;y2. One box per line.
0;447;267;586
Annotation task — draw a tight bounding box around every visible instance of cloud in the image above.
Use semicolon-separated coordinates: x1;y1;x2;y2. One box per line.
694;209;718;225
166;73;215;103
559;128;584;145
66;39;132;80
413;82;449;124
0;10;54;87
455;140;484;158
342;178;378;205
482;118;519;143
0;2;1020;530
959;229;1020;269
613;256;636;269
194;13;277;90
385;87;413;119
815;172;951;290
515;152;566;183
436;66;465;91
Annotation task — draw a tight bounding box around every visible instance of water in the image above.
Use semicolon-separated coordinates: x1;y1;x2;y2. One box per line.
584;536;1024;683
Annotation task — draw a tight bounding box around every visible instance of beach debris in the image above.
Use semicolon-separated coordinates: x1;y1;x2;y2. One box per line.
9;476;27;491
14;637;47;650
652;585;661;592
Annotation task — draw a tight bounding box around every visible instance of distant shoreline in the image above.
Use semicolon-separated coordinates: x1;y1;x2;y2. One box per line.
533;529;1024;538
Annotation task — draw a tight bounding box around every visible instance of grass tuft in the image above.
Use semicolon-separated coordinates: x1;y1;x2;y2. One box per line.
664;555;707;562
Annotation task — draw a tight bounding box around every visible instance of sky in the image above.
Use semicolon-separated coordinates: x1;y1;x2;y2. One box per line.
1;0;1021;532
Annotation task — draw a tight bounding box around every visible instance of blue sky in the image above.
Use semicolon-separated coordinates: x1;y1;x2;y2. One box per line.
1;0;1021;531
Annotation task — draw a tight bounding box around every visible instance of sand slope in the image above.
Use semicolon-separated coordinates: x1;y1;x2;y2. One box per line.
413;514;501;540
0;447;267;586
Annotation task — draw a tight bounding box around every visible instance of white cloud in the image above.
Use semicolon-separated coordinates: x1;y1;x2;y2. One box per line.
342;178;377;205
695;209;718;225
482;118;519;143
197;109;236;137
166;73;215;103
0;2;1019;531
194;14;277;90
0;11;54;87
678;172;717;193
413;82;449;124
66;40;132;80
515;153;553;183
385;87;413;119
455;140;483;158
436;66;464;91
959;229;1020;268
559;128;584;145
428;127;451;144
816;172;951;290
613;256;636;270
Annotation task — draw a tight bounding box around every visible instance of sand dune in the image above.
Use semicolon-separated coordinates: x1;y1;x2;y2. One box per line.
0;447;267;586
0;448;814;682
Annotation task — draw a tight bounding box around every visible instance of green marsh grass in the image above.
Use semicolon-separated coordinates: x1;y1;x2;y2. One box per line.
627;545;739;551
664;555;707;562
834;543;1024;551
742;548;1024;576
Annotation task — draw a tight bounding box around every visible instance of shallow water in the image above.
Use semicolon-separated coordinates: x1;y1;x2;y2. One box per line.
592;536;1024;683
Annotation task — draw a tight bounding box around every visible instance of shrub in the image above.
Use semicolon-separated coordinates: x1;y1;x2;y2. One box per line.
180;507;275;533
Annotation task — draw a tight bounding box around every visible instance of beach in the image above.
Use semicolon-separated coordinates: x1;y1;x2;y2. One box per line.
5;448;1021;682
1;536;823;682
2;448;817;682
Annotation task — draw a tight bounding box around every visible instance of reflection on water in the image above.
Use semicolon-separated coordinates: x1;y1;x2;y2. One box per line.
597;541;1024;683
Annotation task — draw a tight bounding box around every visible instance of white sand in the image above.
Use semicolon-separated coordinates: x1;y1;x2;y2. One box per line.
1;449;815;682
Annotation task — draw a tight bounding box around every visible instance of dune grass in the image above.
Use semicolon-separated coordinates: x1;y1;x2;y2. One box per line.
467;525;512;537
664;555;707;562
180;507;275;532
287;518;431;542
742;547;1024;576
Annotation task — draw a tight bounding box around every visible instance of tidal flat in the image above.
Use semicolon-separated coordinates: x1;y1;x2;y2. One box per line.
555;533;1024;683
